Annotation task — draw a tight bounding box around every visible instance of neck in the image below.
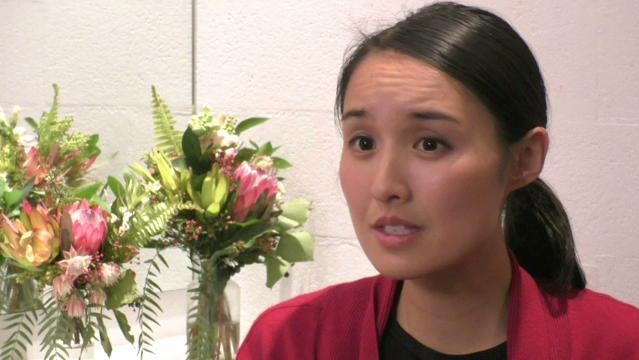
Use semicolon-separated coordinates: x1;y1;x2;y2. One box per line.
395;237;511;355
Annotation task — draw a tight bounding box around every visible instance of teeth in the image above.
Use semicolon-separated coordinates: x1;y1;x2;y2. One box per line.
383;225;412;235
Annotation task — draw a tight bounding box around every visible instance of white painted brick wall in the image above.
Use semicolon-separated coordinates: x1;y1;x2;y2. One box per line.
1;0;638;357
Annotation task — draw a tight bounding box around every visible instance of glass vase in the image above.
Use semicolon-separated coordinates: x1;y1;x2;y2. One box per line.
186;265;240;360
0;264;40;314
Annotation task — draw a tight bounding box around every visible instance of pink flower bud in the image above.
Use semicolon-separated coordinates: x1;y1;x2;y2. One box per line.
89;288;107;306
65;293;86;318
58;247;92;277
52;274;74;301
98;262;122;287
62;200;108;255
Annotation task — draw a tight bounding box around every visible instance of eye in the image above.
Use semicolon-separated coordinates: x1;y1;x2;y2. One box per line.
417;137;447;152
348;135;375;152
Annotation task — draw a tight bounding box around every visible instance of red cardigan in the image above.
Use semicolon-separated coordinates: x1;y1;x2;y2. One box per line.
238;261;639;359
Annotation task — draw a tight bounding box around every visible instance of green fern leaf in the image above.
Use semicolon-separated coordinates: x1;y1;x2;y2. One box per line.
151;86;182;157
0;309;37;360
38;290;71;360
137;249;169;359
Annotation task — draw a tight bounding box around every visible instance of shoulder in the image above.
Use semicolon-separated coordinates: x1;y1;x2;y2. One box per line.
255;274;381;323
568;288;639;330
237;275;385;359
565;288;639;356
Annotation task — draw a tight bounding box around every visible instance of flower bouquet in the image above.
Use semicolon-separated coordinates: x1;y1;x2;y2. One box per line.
121;87;314;360
0;86;143;359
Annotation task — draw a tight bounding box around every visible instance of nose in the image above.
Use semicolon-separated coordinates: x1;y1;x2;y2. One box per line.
370;151;411;204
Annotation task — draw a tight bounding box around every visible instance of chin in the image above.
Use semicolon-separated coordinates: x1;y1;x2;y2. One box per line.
366;254;445;280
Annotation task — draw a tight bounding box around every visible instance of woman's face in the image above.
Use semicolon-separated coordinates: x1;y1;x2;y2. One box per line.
339;51;513;280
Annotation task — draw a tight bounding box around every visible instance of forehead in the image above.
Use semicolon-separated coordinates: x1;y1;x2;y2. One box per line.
344;50;484;119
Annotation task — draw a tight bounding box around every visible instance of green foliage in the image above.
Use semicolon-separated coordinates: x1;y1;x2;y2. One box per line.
2;181;33;216
105;270;138;309
96;313;112;357
277;199;312;231
70;181;103;201
186;259;231;360
127;200;186;247
182;127;210;175
151;86;182;157
0;107;24;177
38;292;71;360
275;231;314;263
272;156;292;169
266;255;291;288
113;309;135;344
0;309;38;359
137;250;169;359
235;117;268;135
36;84;70;159
255;141;280;157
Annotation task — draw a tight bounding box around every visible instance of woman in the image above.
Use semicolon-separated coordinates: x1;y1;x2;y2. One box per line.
238;2;639;359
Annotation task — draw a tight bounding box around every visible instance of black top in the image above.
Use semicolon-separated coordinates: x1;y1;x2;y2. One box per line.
380;316;507;359
380;282;507;360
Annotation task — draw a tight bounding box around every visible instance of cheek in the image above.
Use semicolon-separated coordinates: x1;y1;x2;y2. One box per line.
339;154;372;228
423;157;505;231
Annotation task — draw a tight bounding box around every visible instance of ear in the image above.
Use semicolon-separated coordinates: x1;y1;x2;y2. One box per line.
507;127;549;192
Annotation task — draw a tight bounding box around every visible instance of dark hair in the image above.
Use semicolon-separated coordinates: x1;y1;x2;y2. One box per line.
335;2;585;294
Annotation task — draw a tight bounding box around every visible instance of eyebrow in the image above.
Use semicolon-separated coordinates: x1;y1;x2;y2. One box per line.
341;109;459;124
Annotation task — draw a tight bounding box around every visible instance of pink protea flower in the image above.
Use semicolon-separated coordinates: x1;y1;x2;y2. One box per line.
52;274;75;301
89;287;107;306
61;200;108;255
232;162;278;222
0;201;60;269
98;262;122;287
58;247;92;277
65;292;86;318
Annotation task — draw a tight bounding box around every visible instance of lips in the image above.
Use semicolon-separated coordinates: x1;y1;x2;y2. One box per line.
373;216;420;229
372;216;422;248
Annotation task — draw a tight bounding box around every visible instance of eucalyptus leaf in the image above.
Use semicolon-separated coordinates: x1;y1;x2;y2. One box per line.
97;315;113;357
71;182;103;200
256;141;280;157
105;270;137;309
276;215;299;231
107;176;125;199
234;148;255;165
113;309;135;344
3;180;32;208
266;256;291;288
272;157;292;169
3;189;23;208
280;199;311;225
221;220;272;247
24;117;37;129
235;117;268;135
182;126;203;171
276;231;314;262
86;134;101;158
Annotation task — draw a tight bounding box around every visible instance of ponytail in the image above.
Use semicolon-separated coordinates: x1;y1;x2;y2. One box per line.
505;179;586;294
